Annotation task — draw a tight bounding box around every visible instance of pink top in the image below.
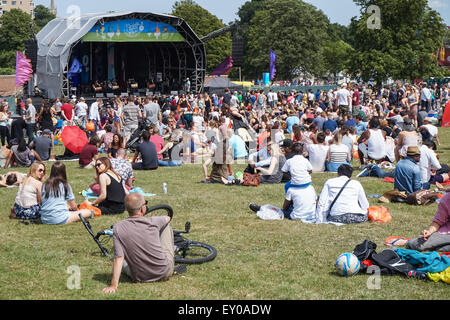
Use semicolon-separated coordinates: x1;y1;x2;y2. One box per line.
150;135;165;160
434;193;450;234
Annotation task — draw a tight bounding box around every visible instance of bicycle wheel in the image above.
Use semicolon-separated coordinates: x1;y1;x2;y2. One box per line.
175;241;217;265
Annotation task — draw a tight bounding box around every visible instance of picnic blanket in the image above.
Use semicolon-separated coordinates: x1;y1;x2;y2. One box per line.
82;187;155;199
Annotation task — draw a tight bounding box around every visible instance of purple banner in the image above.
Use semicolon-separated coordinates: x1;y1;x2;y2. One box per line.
270;50;276;81
209;56;233;76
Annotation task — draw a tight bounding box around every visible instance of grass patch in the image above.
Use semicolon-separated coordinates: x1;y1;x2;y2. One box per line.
1;129;450;300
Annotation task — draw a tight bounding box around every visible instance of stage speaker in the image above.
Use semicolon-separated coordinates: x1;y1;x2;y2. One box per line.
25;39;38;71
121;93;129;97
106;93;115;98
95;93;104;98
232;36;245;67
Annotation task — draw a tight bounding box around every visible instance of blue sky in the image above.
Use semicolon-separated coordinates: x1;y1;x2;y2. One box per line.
35;0;449;26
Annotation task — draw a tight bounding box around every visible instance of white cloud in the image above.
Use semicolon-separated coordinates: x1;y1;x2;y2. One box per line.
429;0;448;9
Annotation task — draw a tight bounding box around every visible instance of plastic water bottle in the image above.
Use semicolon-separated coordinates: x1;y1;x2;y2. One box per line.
162;183;167;194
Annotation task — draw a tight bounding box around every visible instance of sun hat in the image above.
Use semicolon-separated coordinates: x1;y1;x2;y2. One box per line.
407;146;421;157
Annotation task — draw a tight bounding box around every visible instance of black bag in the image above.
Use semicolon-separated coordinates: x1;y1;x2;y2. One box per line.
352;240;377;262
371;249;427;279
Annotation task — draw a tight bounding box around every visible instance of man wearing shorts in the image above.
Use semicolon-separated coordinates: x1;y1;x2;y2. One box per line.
103;193;174;294
122;95;142;143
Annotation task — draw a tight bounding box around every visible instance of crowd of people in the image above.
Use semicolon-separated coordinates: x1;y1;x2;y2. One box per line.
1;79;450;291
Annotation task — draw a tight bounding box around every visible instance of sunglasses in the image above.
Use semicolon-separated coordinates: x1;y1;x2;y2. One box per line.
38;169;45;173
141;200;148;207
95;163;103;168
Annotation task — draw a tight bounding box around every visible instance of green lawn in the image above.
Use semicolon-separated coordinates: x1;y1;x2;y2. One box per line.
1;129;449;300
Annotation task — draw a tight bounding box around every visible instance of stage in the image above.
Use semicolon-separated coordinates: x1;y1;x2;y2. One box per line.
35;12;206;99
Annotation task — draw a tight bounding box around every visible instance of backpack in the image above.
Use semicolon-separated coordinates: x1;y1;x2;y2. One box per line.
371;249;426;279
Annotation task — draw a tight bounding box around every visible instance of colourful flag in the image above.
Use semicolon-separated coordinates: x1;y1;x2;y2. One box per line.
269;50;276;81
15;51;33;87
209;56;233;76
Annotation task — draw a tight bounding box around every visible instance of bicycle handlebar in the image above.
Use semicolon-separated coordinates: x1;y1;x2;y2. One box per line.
145;204;174;219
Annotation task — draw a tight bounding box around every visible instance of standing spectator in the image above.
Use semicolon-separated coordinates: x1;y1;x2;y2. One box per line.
122;96;142;144
75;97;88;128
61;98;74;125
38;103;55;133
420;83;432;112
24;98;36;144
144;96;161;126
89;98;102;131
0;104;10;146
335;84;351;117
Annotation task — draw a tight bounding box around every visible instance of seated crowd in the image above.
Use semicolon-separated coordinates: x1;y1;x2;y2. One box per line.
2;81;450;292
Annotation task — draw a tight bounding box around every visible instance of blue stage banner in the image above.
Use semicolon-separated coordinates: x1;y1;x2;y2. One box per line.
82;19;185;42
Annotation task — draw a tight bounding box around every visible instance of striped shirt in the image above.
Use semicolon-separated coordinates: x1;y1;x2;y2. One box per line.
329;144;350;163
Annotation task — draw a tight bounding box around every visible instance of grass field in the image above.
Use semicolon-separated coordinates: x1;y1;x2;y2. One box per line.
1;128;449;300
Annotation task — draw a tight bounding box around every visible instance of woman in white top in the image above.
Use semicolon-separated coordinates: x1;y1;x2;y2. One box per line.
10;161;46;220
0;104;10;146
357;117;386;164
396;119;419;161
326;131;351;172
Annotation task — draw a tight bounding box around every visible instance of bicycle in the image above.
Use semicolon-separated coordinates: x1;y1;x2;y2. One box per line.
79;204;217;265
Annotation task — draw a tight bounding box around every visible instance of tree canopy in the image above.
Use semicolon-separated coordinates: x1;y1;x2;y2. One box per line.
172;0;232;73
244;0;330;80
34;4;56;33
348;0;447;82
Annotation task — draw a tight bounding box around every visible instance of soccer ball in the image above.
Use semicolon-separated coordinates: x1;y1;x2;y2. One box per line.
335;253;360;277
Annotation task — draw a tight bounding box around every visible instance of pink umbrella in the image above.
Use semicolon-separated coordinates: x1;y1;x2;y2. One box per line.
61;126;89;154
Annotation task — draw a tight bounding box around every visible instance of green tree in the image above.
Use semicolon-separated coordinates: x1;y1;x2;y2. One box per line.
0;9;33;73
245;0;329;80
323;40;354;80
348;0;447;83
34;4;56;33
0;9;33;52
172;0;232;73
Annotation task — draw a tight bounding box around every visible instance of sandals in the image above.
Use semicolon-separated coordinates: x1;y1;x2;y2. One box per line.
385;236;410;247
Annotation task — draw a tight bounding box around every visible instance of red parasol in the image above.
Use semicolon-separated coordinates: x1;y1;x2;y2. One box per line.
61;126;89;154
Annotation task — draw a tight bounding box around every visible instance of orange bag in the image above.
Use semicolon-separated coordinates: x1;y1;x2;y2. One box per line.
368;206;391;223
86;120;95;132
353;150;359;159
78;202;102;217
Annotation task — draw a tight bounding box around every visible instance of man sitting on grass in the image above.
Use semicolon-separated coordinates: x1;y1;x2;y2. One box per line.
103;193;177;294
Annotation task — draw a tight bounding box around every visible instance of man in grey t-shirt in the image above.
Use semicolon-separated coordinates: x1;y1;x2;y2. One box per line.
30;129;53;161
25;98;36;144
121;96;142;142
143;96;160;125
103;193;174;294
